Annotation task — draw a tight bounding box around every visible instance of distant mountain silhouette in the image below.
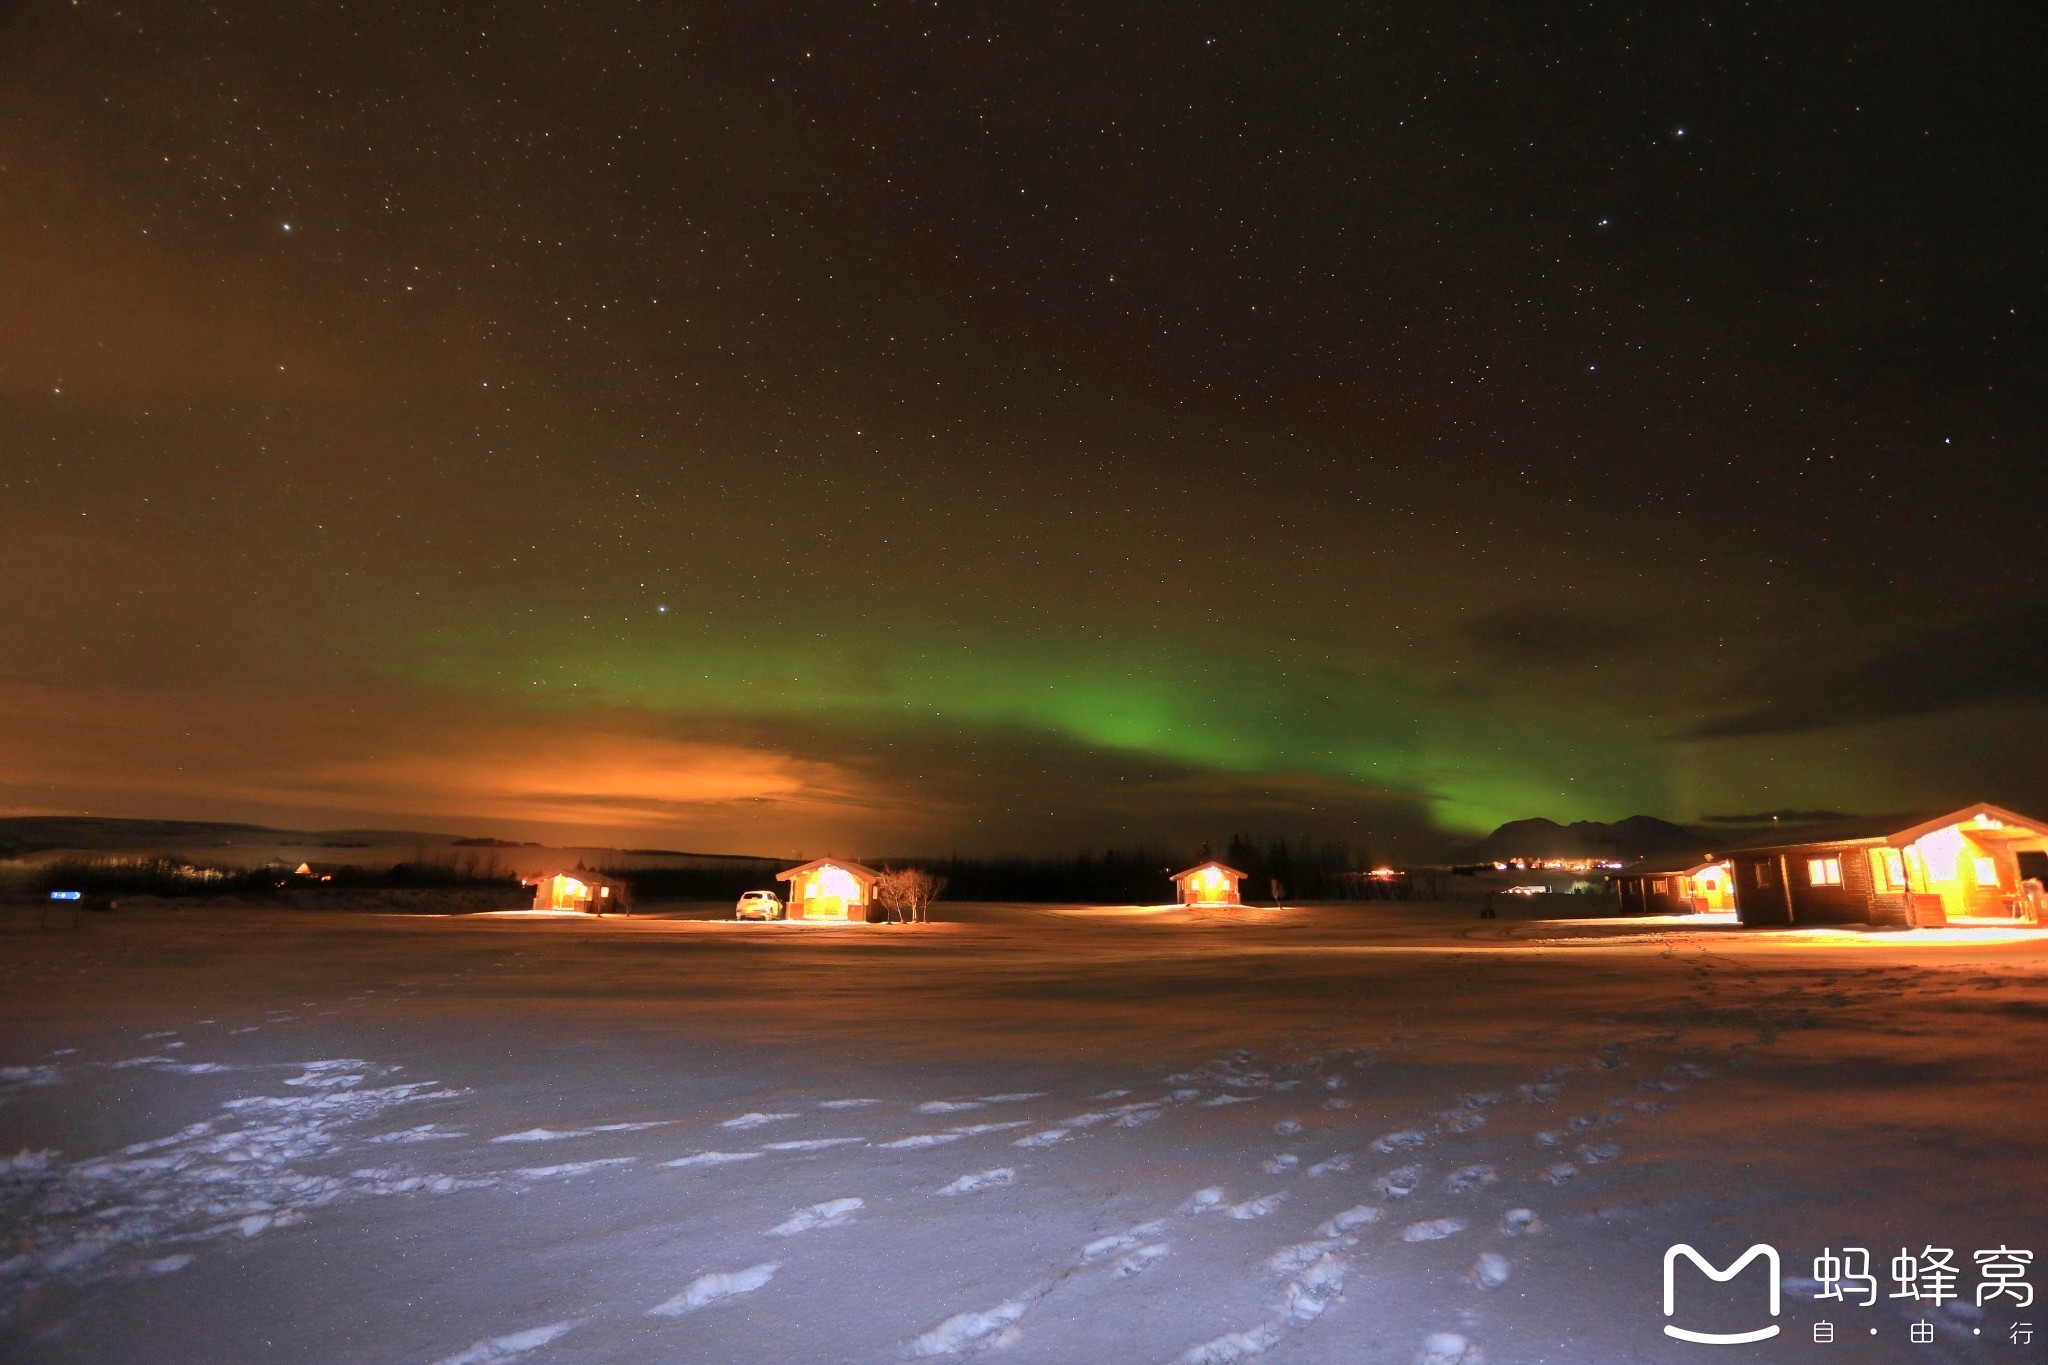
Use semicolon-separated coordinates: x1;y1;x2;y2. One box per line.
1461;814;1706;863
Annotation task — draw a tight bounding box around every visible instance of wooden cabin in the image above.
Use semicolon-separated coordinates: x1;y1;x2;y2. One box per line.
775;858;882;921
1613;855;1734;915
1171;861;1248;907
523;868;630;914
1724;803;2048;929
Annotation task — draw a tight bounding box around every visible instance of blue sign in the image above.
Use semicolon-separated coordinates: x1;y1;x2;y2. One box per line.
49;890;82;901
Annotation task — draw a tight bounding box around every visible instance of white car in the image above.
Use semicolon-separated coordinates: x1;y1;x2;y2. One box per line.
735;890;784;920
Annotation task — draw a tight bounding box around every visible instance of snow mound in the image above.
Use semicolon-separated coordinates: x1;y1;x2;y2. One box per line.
719;1112;798;1129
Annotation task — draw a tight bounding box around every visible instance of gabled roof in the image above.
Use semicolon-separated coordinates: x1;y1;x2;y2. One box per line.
776;858;883;884
521;867;628;889
1171;861;1247;882
1617;852;1724;877
1722;803;2045;855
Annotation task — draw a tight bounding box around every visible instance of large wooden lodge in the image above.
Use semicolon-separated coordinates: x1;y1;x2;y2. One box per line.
1614;803;2048;929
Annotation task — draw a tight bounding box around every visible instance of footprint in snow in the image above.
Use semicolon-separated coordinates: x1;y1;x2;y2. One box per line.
662;1151;761;1168
492;1122;672;1143
1534;1130;1564;1147
647;1262;779;1316
1373;1165;1422;1199
937;1168;1015;1195
1180;1187;1227;1215
1082;1221;1165;1262
1413;1329;1484;1364
1013;1129;1069;1148
1544;1162;1578;1184
1113;1243;1170;1277
1177;1322;1285;1365
763;1136;865;1151
1274;1119;1302;1135
514;1158;634;1179
1371;1130;1428;1154
877;1132;965;1149
1281;1252;1347;1322
945;1121;1031;1136
1400;1217;1467;1243
1437;1109;1484;1132
1095;1088;1132;1099
431;1320;580;1364
720;1112;799;1129
1270;1239;1349;1274
817;1098;880;1109
1497;1207;1542;1236
1114;1109;1162;1128
1567;1114;1601;1132
1322;1097;1350;1110
1203;1094;1258;1107
1518;1082;1560;1104
1577;1142;1623;1164
1227;1192;1288;1219
910;1294;1039;1357
1444;1164;1498;1193
979;1092;1049;1102
1263;1154;1299;1175
917;1100;985;1114
1320;1204;1382;1235
1306;1153;1351;1177
1467;1252;1511;1290
768;1198;863;1235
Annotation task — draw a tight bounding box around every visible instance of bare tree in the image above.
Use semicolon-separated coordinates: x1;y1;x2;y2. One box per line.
876;867;947;924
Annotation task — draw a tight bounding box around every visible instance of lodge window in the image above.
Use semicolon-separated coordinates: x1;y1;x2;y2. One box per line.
1651;879;1668;894
1871;849;1907;891
1807;857;1843;887
1754;862;1775;888
1973;857;1999;888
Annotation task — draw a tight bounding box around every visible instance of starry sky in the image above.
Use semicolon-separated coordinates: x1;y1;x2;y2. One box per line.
3;1;2043;857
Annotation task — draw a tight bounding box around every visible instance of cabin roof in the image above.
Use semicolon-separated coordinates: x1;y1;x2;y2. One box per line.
776;858;883;883
1720;802;2045;855
1170;861;1247;881
521;868;627;889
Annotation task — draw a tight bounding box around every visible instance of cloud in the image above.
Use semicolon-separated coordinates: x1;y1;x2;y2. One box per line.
1691;598;2048;739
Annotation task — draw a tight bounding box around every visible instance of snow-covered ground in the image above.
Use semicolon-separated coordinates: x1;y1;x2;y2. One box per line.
2;901;2044;1363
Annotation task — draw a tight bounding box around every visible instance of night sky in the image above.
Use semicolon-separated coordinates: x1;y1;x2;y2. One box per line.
3;2;2042;856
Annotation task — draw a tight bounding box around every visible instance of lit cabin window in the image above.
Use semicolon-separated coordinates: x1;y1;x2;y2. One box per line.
1650;878;1669;894
1973;857;1999;888
1807;857;1843;887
